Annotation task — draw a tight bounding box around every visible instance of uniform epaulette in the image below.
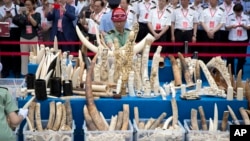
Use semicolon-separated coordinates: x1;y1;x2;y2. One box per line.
190;6;195;10
107;30;115;34
228;13;233;16
176;6;180;9
151;6;156;9
138;0;143;3
166;8;171;13
0;86;8;90
151;0;156;4
130;10;135;14
201;3;209;9
125;28;131;31
219;7;225;12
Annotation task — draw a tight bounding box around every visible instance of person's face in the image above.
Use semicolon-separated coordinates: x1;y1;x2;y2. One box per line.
114;21;126;30
94;1;103;13
25;0;34;11
158;0;167;7
235;11;242;17
120;0;128;9
224;0;232;4
209;0;218;6
181;0;189;7
3;0;11;4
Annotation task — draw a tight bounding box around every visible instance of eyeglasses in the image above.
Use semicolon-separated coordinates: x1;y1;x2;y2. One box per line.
112;14;127;21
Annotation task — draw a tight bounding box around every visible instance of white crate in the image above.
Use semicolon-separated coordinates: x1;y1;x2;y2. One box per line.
0;78;25;99
83;119;133;141
184;119;230;141
133;119;186;141
23;120;75;141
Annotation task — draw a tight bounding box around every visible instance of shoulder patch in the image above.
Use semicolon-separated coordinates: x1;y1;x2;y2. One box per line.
190;6;195;10
151;6;156;9
130;10;135;14
107;30;115;34
166;8;171;13
219;7;225;12
228;13;233;16
151;1;156;4
176;6;180;9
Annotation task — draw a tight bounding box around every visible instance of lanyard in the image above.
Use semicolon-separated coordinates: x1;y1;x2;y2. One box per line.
144;2;151;11
157;8;165;20
224;3;232;15
236;16;242;25
210;8;217;18
181;8;188;18
95;11;104;21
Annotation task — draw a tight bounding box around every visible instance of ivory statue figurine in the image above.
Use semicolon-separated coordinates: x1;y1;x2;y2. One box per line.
61;52;68;81
109;64;115;83
141;44;150;86
94;64;101;82
178;52;194;87
116;76;122;94
134;54;142;91
121;58;129;95
199;60;218;89
100;49;109;82
113;38;122;83
150;46;162;93
128;71;135;97
168;55;182;86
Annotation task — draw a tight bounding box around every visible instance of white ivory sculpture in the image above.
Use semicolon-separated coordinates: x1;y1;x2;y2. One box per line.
94;64;101;82
181;84;186;95
144;80;151;96
237;87;244;100
36;44;45;64
150;46;162;94
100;49;109;82
199;60;218;89
227;86;234;100
134;54;142;91
206;56;232;88
196;79;202;92
108;64;115;83
128;71;135;97
213;103;218;131
72;67;81;88
159;87;167;100
116;76;122;94
113;38;122;83
141;44;150;87
61;52;68;81
163;83;170;96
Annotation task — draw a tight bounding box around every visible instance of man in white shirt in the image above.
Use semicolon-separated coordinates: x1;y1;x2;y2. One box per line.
119;0;137;30
75;0;89;15
225;3;250;75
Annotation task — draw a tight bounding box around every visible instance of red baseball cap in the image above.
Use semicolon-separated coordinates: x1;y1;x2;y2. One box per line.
111;8;127;22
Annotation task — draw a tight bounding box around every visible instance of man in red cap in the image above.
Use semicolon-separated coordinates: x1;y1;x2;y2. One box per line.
105;7;130;48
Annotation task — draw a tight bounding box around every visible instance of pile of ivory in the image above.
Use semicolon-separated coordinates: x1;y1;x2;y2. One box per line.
25;100;73;141
75;23;168;97
133;99;184;141
83;104;131;141
186;104;229;141
168;54;249;99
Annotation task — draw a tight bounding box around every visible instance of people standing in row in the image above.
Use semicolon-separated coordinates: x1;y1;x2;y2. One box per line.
20;0;41;76
147;0;171;54
171;0;198;53
226;3;250;76
119;0;137;30
0;0;21;78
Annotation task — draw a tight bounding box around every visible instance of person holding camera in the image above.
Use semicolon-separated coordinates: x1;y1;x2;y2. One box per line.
0;87;28;141
0;0;22;78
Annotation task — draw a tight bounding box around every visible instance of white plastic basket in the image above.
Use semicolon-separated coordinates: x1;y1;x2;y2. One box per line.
184;119;230;141
23;120;75;141
83;119;134;141
133;118;185;141
0;78;25;100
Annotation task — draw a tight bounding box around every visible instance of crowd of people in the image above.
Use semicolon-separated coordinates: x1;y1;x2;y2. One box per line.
0;0;250;77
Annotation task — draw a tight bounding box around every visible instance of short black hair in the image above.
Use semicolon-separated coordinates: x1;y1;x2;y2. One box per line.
95;0;105;7
233;3;243;12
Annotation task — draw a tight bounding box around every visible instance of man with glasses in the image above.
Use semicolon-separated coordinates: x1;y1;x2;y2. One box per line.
105;7;130;48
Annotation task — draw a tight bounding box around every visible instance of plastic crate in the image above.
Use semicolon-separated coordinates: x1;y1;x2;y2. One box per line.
83;119;133;141
184;119;230;141
0;78;25;99
23;120;75;141
133;118;185;141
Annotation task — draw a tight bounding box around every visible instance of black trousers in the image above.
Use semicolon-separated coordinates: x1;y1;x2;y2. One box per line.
136;22;149;43
0;28;21;76
57;31;77;52
200;30;221;64
226;40;247;76
174;29;193;53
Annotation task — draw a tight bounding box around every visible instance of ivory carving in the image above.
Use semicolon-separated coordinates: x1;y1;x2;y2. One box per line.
116;76;122;95
100;49;109;82
141;44;150;86
199;60;218;89
168;55;182;86
128;71;135;97
134;54;142;91
178;52;194;87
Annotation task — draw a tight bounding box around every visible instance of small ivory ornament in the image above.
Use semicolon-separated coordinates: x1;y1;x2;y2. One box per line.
181;84;186;95
227;86;234;100
237;87;243;100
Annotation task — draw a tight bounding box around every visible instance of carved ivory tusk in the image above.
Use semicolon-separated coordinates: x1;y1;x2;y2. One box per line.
36;55;46;79
191;108;199;130
239;107;250;125
208;118;214;131
168;55;182;86
72;67;81;88
198;106;207;130
221;111;229;131
199;60;218;89
162;116;173;130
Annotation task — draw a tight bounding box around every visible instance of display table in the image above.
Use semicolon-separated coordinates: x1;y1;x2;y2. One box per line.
18;93;248;141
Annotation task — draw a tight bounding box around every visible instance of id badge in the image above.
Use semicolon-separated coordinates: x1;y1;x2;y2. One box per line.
156;23;161;30
209;21;215;28
26;25;32;34
182;21;188;28
237;29;242;36
57;19;62;28
91;26;96;34
144;13;148;19
41;21;47;28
